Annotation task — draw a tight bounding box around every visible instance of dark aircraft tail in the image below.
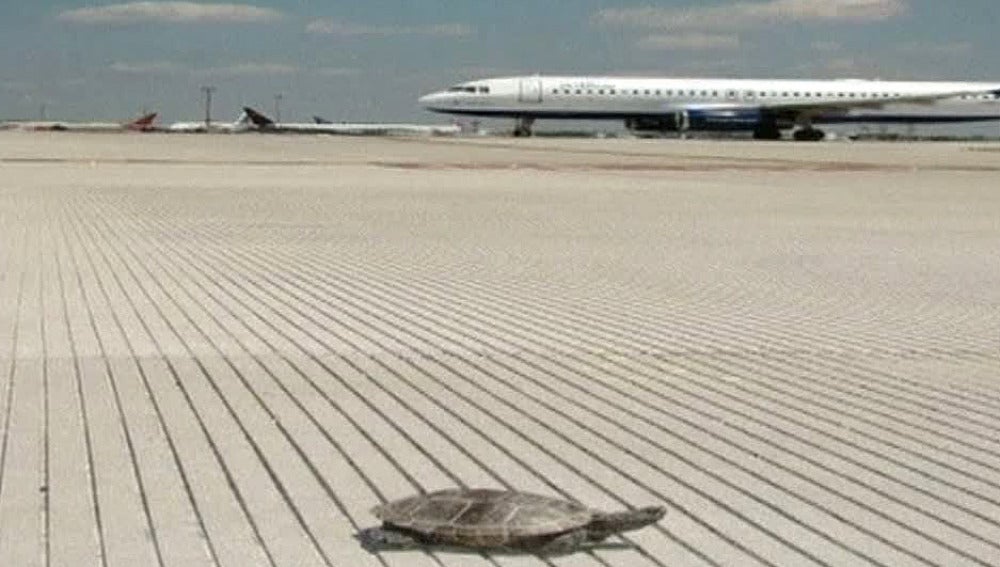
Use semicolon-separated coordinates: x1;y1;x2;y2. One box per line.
242;107;276;129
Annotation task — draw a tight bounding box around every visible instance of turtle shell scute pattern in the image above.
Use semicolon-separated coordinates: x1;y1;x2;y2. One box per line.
373;489;593;544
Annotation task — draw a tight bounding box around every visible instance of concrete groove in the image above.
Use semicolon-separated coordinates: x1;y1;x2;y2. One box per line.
85;194;423;567
211;234;1000;564
164;221;844;567
62;202;274;567
162;217;738;567
114;201;642;567
88;195;508;567
72;200;321;567
2;136;999;567
99;193;672;564
117;183;992;567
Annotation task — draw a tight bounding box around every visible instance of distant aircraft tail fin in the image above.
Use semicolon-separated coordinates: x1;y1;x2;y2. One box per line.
313;116;332;124
242;106;276;129
127;112;158;131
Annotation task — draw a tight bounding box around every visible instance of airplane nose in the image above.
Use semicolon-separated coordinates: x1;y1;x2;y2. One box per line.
419;92;447;108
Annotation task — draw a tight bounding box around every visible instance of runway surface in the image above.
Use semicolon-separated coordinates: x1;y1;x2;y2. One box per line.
1;132;999;567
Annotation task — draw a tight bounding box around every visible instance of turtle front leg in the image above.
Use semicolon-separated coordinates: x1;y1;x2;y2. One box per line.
535;530;587;555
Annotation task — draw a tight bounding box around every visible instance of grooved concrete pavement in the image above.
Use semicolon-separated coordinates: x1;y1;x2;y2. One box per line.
1;133;999;567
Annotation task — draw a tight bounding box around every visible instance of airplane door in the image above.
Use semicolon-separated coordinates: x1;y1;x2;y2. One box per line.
519;78;543;103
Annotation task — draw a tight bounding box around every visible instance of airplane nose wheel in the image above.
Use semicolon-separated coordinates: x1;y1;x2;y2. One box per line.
513;117;535;137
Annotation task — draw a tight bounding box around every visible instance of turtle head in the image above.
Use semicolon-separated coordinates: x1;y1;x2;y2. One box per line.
585;506;666;541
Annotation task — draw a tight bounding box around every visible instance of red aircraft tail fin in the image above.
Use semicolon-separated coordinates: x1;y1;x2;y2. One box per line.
127;112;158;131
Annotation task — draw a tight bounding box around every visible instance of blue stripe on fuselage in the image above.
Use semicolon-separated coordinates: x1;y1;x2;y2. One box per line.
427;107;1000;127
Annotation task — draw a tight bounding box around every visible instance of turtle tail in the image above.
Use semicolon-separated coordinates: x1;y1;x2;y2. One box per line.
586;506;666;541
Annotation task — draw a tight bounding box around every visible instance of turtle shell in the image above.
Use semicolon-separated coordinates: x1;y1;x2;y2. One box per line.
372;489;593;546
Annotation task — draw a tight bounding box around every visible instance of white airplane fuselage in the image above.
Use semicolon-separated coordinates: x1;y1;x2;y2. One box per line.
419;76;1000;139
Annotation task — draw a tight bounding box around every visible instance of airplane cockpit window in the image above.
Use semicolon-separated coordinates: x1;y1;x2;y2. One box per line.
447;86;478;94
478;86;490;94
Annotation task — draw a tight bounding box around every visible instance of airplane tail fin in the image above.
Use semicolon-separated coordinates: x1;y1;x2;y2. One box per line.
242;106;276;129
127;112;158;131
313;116;332;124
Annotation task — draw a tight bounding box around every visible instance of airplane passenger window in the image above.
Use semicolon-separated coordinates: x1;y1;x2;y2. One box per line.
712;91;718;96
782;92;789;97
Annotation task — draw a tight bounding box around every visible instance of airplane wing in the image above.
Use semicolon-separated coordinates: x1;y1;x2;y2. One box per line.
755;86;1000;116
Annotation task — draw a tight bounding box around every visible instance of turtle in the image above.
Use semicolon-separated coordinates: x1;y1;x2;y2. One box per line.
360;488;666;554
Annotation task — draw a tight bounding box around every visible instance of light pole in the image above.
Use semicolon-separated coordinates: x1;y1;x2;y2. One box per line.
201;86;216;128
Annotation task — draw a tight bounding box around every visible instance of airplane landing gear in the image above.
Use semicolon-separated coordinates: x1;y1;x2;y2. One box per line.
513;117;535;137
752;125;782;140
752;113;782;140
792;128;826;142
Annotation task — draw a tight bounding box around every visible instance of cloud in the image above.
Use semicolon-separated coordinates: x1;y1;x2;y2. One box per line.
108;61;297;76
896;41;973;57
637;33;741;51
1;80;34;92
197;63;298;77
58;2;283;25
306;19;474;38
316;67;361;77
109;61;183;74
811;40;842;52
595;0;907;31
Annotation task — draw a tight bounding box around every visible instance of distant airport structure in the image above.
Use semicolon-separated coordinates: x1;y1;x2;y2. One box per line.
420;75;1000;140
241;106;467;136
4;112;158;133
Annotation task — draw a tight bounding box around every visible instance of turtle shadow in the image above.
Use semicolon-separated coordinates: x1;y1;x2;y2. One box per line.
355;527;634;556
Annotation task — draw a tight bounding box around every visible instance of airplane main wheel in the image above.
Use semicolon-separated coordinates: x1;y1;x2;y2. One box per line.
793;128;826;142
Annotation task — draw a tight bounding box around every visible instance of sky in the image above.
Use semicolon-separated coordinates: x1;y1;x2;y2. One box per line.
1;0;998;123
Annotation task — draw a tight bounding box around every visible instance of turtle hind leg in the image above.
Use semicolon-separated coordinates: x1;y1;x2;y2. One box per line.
533;530;587;555
358;526;423;550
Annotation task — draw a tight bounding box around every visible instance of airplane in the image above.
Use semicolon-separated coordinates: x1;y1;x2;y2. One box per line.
240;106;464;136
12;112;158;133
419;76;1000;140
167;110;254;133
